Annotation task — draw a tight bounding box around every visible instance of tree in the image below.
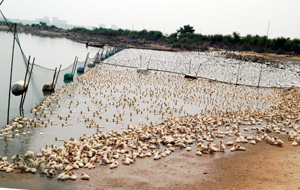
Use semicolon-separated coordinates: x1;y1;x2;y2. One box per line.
177;25;195;34
39;22;47;27
232;32;241;43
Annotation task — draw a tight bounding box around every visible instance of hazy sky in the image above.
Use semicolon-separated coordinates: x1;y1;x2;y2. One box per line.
1;0;300;39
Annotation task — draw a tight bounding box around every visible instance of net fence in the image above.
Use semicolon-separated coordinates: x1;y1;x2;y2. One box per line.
0;10;125;126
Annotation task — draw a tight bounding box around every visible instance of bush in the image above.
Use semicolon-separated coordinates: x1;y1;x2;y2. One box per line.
172;43;182;48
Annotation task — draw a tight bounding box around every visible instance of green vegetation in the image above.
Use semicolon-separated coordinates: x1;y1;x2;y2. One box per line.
0;21;299;54
70;27;163;41
177;24;195;34
69;24;300;54
30;22;62;30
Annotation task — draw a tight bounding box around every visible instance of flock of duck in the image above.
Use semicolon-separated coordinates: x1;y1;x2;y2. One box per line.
0;49;300;181
104;49;300;88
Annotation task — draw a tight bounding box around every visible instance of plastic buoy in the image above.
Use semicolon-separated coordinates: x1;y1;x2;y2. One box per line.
42;82;54;92
12;80;28;96
87;63;95;68
137;68;149;73
77;67;84;73
64;73;73;80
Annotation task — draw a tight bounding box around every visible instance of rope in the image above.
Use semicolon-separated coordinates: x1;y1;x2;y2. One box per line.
103;61;292;89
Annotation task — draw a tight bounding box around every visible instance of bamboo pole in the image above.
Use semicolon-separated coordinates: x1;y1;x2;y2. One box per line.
54;64;62;90
20;57;35;116
23;56;31;89
83;52;90;69
264;21;271;56
257;63;263;88
19;56;31;115
73;57;78;75
147;56;151;69
7;23;17;125
235;61;242;85
100;49;104;60
195;59;209;76
139;55;142;68
71;56;77;75
52;67;57;86
105;49;108;58
188;60;192;74
258;21;270;88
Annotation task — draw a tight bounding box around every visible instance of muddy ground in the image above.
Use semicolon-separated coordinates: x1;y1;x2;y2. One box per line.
0;134;299;190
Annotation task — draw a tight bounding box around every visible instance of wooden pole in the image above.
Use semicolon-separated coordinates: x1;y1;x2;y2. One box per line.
100;49;104;60
71;56;77;75
19;56;31;115
147;56;151;69
105;49;108;58
264;21;271;56
195;59;210;76
7;23;17;125
52;67;57;86
235;61;241;85
74;56;78;74
54;64;62;90
73;57;78;75
83;52;90;69
258;21;270;88
23;56;31;89
139;55;142;68
236;39;245;85
257;63;263;88
188;60;192;74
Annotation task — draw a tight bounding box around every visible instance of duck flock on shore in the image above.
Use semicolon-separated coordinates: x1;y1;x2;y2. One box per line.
1;49;300;181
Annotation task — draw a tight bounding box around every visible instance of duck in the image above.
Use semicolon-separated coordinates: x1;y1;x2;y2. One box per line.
236;144;246;151
186;146;192;151
196;150;202;156
153;153;161;160
80;173;90;180
225;141;234;146
292;139;298;146
58;172;69;180
110;161;119;169
219;141;226;152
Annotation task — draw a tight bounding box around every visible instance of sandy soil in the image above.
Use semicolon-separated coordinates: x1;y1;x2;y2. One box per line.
0;134;299;190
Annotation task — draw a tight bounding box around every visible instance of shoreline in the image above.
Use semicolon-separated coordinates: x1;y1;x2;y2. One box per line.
1;25;300;64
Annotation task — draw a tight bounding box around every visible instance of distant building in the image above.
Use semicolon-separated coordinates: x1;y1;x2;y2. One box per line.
52;17;68;28
99;24;106;28
111;24;118;30
36;16;51;25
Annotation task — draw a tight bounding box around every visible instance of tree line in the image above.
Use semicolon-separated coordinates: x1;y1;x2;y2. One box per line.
70;24;300;54
1;21;299;54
